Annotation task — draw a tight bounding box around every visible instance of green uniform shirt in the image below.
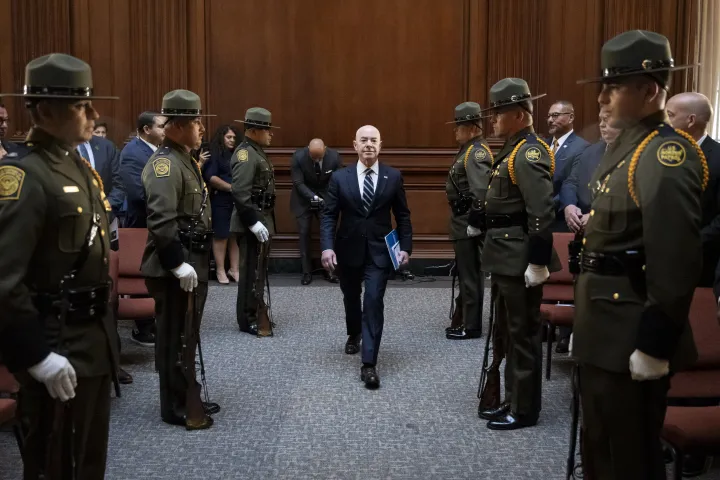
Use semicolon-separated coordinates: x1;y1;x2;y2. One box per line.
0;128;117;376
141;138;212;281
230;137;276;234
446;136;493;240
574;111;704;373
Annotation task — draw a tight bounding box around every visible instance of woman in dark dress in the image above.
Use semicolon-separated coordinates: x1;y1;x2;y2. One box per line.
203;125;241;283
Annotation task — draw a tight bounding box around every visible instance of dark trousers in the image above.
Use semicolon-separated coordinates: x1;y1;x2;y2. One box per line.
452;237;484;332
18;374;111;480
235;233;271;331
579;363;670;480
297;210;320;274
145;277;208;422
339;254;391;366
493;274;543;418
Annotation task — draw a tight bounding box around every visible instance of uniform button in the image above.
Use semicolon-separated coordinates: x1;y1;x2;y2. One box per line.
582;238;586;245
195;188;198;192
89;308;95;316
92;179;98;187
642;265;646;271
504;234;509;238
77;206;83;213
488;186;491;190
590;209;595;216
100;229;105;237
104;257;108;265
612;293;619;300
604;188;610;193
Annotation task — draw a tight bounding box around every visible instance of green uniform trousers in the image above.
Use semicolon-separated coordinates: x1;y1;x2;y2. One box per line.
579;363;670;480
452;236;484;332
235;233;271;331
493;274;543;419
18;374;111;480
146;278;208;423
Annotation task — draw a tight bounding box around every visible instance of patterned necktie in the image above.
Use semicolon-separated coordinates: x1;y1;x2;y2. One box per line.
552;139;559;155
362;168;374;213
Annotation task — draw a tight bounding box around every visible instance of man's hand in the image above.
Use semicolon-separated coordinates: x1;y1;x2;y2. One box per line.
398;251;410;266
28;352;78;402
171;262;198;292
321;249;337;273
0;144;6;161
467;225;483;237
524;264;550;287
249;222;269;243
197;149;210;168
629;349;669;381
564;205;583;233
579;213;590;229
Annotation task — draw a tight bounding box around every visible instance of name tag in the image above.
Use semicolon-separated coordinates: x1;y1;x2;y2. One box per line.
63;186;80;193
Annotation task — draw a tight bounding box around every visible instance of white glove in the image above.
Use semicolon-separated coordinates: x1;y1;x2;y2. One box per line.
249;221;269;243
629;350;669;381
568;333;573;357
524;264;550;287
28;352;77;402
467;226;483;237
313;195;319;201
171;262;198;292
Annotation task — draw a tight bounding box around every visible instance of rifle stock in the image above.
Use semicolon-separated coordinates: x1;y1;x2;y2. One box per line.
478;285;504;410
181;291;205;428
255;238;273;337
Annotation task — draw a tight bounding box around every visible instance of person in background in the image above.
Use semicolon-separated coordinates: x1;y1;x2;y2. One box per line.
93;122;108;138
203;125;242;284
0;103;28;160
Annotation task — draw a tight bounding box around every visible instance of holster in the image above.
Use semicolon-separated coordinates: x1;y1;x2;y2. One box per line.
580;249;647;296
179;229;214;253
251;191;276;210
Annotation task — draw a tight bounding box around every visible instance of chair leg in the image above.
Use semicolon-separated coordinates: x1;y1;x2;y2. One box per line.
545;323;554;380
12;422;23;454
670;445;683;480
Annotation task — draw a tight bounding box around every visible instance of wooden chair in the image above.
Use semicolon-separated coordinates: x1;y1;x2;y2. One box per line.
662;406;720;480
0;364;23;453
116;229;155;323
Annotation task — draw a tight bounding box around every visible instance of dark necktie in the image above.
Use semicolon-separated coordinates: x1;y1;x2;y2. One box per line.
314;161;321;178
362;168;374;213
77;143;91;165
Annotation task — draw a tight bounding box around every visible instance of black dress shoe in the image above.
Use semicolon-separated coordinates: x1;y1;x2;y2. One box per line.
487;412;538;431
240;322;258;335
131;328;155;347
117;367;133;385
301;273;312;285
203;401;221;415
445;325;462;334
478;401;510;420
555;336;570;354
324;272;339;283
345;334;361;354
360;366;380;389
186;415;214;431
446;328;482;340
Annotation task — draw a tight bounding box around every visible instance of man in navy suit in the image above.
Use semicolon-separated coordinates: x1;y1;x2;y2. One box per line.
546;101;590;231
119;112;166;228
0;103;28;160
321;125;412;389
76;133;125;221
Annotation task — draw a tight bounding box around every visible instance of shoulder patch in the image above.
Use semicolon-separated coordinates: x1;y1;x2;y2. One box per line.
237;149;249;162
0;165;25;201
525;146;542;162
656;140;686;167
474;148;487;161
152;157;171;178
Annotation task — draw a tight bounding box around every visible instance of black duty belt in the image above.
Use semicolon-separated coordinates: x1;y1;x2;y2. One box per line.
449;196;472;216
580;250;645;276
179;229;213;253
251;191;276;210
34;283;110;325
486;212;527;229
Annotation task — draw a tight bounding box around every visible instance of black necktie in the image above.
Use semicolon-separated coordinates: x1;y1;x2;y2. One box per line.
314;161;321;177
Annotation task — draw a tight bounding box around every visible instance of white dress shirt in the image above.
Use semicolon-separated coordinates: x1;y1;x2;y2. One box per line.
356;160;379;195
553;129;574;151
698;134;708;146
139;136;158;152
77;141;96;169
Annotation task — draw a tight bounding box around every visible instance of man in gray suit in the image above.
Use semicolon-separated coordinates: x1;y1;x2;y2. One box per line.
290;138;342;284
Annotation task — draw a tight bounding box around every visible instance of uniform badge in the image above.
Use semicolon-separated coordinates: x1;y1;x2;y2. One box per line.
656;140;686;167
153;158;171;178
474;148;487;161
0;166;25;201
525;147;541;162
237;149;249;162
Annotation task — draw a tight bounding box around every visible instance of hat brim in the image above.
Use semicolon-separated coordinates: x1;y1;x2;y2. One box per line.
234;120;281;129
0;93;120;100
576;63;699;85
480;93;547;113
149;111;216;117
444;115;492;124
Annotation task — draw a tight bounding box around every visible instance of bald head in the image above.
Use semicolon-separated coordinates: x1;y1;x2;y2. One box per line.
353;125;382;166
308;138;325;161
667;92;713;140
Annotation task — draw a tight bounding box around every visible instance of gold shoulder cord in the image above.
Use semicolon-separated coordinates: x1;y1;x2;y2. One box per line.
79;157;105;195
191;157;208;195
463;145;474;170
536;137;556;177
480;143;495;164
507;139;527;184
675;129;709;191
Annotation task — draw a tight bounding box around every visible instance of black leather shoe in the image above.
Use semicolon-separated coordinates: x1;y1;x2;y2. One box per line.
162;414;186;427
555;336;570;354
131;328;155;347
239;322;258;335
446;328;482;340
324;272;339;283
186;415;214;431
345;334;361;354
301;273;312;285
203;401;221;415
117;367;133;385
445;325;462;334
360;366;380;389
478;402;510;420
487;413;538;431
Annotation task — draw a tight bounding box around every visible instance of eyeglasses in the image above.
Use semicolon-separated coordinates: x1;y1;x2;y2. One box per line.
547;112;573;120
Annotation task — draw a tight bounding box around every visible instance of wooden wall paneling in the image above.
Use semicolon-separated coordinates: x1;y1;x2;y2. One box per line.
0;0;16;133
466;0;490;133
187;0;209;127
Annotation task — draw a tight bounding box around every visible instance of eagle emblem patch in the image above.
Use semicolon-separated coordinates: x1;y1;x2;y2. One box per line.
0;166;25;201
153;158;171;178
237;149;249;162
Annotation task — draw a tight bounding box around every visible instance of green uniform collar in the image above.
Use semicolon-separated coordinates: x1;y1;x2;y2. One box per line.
26;127;80;163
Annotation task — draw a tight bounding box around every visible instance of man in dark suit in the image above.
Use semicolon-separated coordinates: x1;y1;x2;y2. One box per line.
290;138;342;285
321;125;412;389
0;103;29;160
119;112;167;228
76;135;125;220
546;100;590;231
667;92;720;290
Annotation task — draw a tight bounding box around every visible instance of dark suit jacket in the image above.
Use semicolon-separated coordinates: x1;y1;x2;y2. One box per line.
119;136;155;228
549;132;590;230
88;135;124;217
0;139;29;160
290;146;342;217
320;162;412;269
698;136;720;288
559;140;606;214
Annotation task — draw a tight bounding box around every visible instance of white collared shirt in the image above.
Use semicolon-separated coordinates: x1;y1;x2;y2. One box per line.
553;129;574;151
698;134;708;146
138;136;158;152
356;159;379;195
77;141;96;169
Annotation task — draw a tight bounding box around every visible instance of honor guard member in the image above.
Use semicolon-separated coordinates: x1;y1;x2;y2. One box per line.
0;53;119;479
231;107;278;335
445;102;492;339
142;89;216;430
469;78;559;430
574;30;705;479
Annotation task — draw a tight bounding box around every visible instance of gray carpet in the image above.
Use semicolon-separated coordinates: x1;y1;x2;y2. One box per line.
1;276;719;479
